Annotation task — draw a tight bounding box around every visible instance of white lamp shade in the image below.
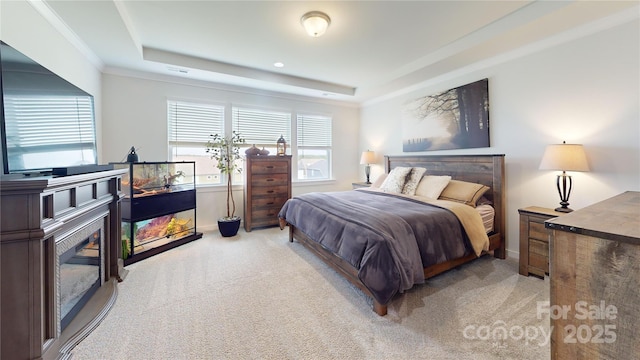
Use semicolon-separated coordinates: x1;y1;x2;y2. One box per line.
301;11;331;37
360;151;376;165
539;143;590;172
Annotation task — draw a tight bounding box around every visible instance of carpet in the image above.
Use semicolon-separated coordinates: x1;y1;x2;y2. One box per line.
70;227;550;359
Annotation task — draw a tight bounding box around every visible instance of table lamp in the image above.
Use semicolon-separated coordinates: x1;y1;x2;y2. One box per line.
359;150;376;184
539;141;589;212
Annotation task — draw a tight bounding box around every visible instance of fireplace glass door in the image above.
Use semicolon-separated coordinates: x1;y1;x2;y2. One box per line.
59;230;101;330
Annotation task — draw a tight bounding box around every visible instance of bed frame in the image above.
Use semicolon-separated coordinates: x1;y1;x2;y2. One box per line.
285;154;506;316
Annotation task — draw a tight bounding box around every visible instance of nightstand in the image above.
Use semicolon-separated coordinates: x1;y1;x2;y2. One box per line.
518;206;564;278
352;182;372;189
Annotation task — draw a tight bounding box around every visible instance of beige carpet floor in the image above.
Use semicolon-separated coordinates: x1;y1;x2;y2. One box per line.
71;227;551;360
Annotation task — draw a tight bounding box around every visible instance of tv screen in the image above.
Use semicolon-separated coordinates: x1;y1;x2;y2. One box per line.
0;41;97;175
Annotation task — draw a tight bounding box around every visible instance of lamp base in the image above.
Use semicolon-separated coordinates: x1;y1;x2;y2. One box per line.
554;173;574;213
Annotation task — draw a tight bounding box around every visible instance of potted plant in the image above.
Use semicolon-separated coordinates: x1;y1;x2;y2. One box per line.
205;131;246;237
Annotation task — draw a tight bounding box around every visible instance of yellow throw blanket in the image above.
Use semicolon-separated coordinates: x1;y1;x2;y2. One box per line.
418;197;490;256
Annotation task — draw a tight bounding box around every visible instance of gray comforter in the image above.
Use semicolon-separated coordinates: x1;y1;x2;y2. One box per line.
278;189;470;305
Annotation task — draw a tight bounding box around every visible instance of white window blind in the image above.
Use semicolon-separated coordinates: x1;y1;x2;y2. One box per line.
296;113;332;180
232;107;291;146
168;100;224;146
3;95;96;170
297;114;332;147
167;100;226;185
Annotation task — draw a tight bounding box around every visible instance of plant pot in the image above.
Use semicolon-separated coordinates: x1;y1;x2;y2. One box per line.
218;217;241;237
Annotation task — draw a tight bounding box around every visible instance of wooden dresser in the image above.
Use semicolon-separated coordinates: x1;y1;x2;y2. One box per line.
244;155;292;232
518;206;564;278
546;191;639;360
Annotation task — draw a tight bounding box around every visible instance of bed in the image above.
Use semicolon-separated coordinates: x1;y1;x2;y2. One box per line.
278;154;505;316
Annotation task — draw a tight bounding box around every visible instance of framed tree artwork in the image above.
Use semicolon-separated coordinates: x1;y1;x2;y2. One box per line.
402;78;490;152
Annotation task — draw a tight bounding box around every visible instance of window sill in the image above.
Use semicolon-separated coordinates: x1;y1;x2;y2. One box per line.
292;179;336;187
197;179;336;192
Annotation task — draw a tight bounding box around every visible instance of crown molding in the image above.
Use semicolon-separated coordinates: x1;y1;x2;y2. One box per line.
27;0;104;70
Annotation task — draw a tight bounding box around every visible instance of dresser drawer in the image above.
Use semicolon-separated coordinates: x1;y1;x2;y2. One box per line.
529;253;548;272
251;185;289;197
529;238;548;257
529;237;549;274
251;208;282;221
250;161;289;174
251;173;289;187
529;221;549;242
251;196;288;208
250;216;280;228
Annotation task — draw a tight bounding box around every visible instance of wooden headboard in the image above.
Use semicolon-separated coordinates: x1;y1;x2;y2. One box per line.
385;154;506;258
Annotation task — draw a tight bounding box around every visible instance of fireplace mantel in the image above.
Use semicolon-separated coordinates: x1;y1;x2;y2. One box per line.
0;169;127;360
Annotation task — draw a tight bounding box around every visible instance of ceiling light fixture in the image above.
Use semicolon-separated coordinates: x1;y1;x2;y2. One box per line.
301;11;331;37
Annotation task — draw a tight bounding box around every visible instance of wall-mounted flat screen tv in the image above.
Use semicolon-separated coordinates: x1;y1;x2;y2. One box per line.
0;41;97;175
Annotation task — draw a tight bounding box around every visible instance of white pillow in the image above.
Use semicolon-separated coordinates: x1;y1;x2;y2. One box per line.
370;173;388;188
402;167;427;196
415;175;452;199
379;167;412;193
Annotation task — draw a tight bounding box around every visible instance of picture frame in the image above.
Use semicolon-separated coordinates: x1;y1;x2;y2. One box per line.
402;78;490;152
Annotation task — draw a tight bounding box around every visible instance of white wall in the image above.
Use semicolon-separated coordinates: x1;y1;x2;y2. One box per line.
360;19;640;259
1;0;104;157
101;72;359;231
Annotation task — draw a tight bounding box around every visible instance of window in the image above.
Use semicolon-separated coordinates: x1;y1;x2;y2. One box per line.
168;100;224;185
232;106;291;154
3;94;97;172
168;100;333;185
231;106;291;184
297;113;332;180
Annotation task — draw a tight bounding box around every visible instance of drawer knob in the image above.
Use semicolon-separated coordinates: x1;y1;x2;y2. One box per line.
266;202;274;205
267;190;274;193
266;178;274;181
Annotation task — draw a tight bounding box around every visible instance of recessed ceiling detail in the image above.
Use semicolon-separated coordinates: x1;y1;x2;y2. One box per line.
143;47;356;96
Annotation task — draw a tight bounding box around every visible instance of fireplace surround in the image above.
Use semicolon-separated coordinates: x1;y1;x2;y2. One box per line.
1;169;127;360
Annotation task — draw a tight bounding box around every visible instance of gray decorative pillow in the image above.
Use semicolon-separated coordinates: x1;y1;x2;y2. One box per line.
379;166;412;193
402;167;427;196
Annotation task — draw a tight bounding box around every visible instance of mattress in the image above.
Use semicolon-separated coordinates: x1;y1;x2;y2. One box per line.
476;204;495;233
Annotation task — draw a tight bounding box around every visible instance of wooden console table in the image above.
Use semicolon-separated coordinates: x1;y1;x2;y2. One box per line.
1;169;127;360
546;191;639;359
